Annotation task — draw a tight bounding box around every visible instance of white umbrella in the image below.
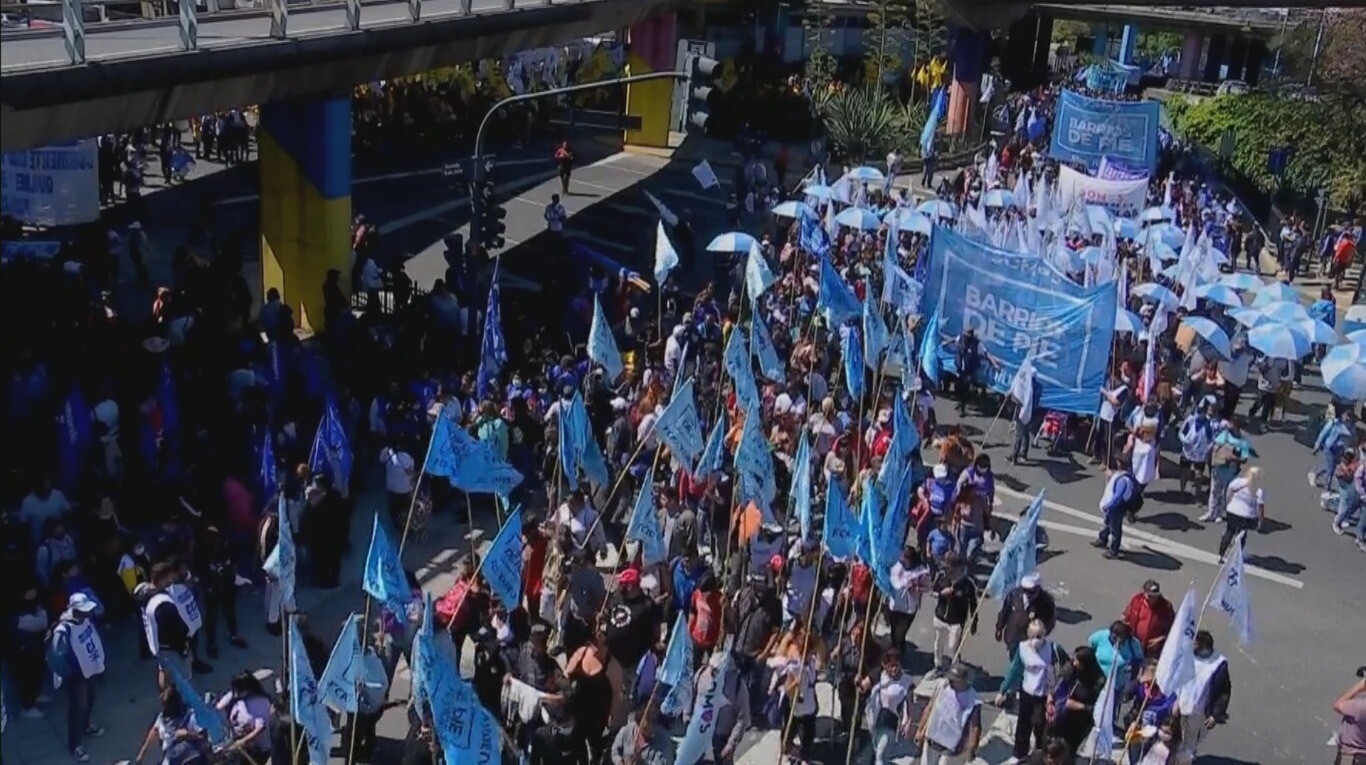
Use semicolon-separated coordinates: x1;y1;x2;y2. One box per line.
1140;206;1173;223
983;189;1015;208
707;232;758;252
1251;282;1301;306
1115;308;1145;334
771;200;815;219
1147;241;1180;262
1293;317;1341;346
835;207;882;231
1132;282;1178;308
917;199;958;220
845;166;885;183
1229;307;1268;329
1195;283;1243;308
803;184;834;201
886;208;933;236
1345;305;1366;334
1258;300;1311;324
1220;272;1263;291
1246;323;1310;360
1182;316;1233;359
1347;329;1366;345
1322;342;1366;400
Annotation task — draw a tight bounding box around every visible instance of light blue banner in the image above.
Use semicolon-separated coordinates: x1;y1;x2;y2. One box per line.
1085;64;1129;94
924;228;1117;414
1050;90;1160;173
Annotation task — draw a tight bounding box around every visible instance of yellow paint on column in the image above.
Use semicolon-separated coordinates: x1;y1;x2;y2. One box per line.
624;53;673;150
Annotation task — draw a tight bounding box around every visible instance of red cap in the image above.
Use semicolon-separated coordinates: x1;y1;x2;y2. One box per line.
618;569;641;586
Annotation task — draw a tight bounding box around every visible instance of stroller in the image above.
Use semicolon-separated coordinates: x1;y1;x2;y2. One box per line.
1032;410;1073;455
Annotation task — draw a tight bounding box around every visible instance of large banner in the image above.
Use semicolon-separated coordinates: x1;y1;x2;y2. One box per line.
1084;64;1128;94
0;140;100;226
1057;165;1148;218
924;228;1117;414
1049;90;1160;173
1097;155;1149;181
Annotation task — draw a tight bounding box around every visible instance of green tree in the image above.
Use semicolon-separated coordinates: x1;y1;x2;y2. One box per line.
911;0;946;65
818;86;904;163
803;1;838;113
865;0;914;88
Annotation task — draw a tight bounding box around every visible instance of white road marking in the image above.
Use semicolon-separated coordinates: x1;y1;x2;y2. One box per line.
657;186;728;207
378;169;558;235
213;156;547;206
995;486;1304;589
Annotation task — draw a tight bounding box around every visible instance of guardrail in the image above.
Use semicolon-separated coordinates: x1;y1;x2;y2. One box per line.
1;0;576;66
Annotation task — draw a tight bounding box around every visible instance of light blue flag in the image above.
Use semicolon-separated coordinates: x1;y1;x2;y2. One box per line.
722;328;760;413
985;490;1046;598
823;478;857;559
262;494;296;606
588;295;625;382
309;398;353;492
476;267;508;398
877;391;920;492
863;289;890;371
258;428;278;503
920;87;947;155
792;432;813;540
818;256;861;325
429;662;501;765
559;396;584;490
858;476;883;569
659;612;694;716
734;407;777;523
564;393;609;488
897;322;917;379
428;411;524;495
744;241;776;302
580;426;610;488
655;377;704;467
625;478;666;565
482;507;524;608
878;468;914;592
750;305;786;382
159;657;230;747
410;593;437;716
676;637;734;765
799;206;831;259
919;311;941;386
424;410;460;478
843;325;864;398
319;614;362;714
289;615;333;765
692;409;727;481
362;514;409;616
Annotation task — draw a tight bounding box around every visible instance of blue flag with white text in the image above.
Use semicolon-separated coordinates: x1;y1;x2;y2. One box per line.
734;407;777;523
750;306;786;382
659;613;694;716
626;479;666;565
289;616;333;765
318;614;362;714
843;325;864;397
262;494;296;606
723;328;760;413
692;409;728;481
654;377;704;467
818;257;861;325
863;289;890;371
477;271;509;398
985;490;1045;598
482;507;524;609
309;398;353;492
823;478;857;559
745;242;776;302
588;295;625;382
259;428;278;504
429;659;501;765
676;638;733;765
362;515;410;617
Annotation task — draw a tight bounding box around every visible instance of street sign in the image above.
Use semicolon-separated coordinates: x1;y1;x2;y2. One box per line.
1267;145;1292;178
442;162;463;179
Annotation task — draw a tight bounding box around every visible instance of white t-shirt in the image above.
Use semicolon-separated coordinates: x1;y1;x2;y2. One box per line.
544;203;566;232
1131;438;1158;485
1099;385;1127;423
1225;478;1264;519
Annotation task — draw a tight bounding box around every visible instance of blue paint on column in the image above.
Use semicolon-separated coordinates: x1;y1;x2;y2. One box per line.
259;95;352;201
1092;24;1109;57
1118;24;1138;65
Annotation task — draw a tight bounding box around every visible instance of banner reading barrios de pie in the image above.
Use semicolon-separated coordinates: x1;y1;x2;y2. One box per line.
1049;89;1160;173
1057;165;1148;219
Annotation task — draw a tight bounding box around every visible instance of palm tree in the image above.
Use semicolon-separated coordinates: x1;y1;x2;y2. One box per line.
818;86;903;164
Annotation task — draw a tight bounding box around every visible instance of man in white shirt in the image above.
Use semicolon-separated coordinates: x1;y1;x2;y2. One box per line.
379;442;416;528
544;194;566;234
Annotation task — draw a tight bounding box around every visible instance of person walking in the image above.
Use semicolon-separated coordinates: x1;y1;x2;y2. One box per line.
859;647;915;765
1173;631;1231;764
914;664;982;765
995;620;1059;761
994;572;1057;661
555;141;575;195
1219;466;1265;562
931;553;978;675
886;546;931;657
46;593;107;762
143;562;197;683
1093;457;1140;560
1331;670;1366;765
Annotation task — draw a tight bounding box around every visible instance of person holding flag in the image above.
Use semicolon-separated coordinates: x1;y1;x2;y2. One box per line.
1173;630;1232;764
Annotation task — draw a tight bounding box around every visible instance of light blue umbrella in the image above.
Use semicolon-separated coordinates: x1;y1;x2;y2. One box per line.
1078;246;1106;265
803;184;834;201
772;200;815;219
1251;282;1301;306
1182;316;1233;359
917;199;958;220
1294;317;1341;346
706;232;758;253
983;189;1015;208
1229;307;1269;329
1113;218;1140;240
1321;342;1366;400
885;208;933;236
1220;272;1264;291
835;207;882;231
1345;305;1366;335
1143;223;1184;249
1159;262;1183;280
1195;283;1243;308
845;166;886;183
1247;323;1310;360
1347;329;1366;345
1140;206;1174;223
1132;282;1178;308
1147;241;1180;262
1258;300;1311;324
1115;308;1145;334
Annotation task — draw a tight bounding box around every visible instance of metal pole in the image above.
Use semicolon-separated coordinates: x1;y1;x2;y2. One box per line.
178;0;198;51
61;0;85;65
1307;8;1327;87
470;70;688;246
1271;9;1287;78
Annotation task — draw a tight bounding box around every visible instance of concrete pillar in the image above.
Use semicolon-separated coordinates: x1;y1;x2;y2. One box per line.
947;27;985;136
1004;15;1036;85
1091;24;1109;57
1032;15;1054;83
1244;39;1267;86
1227;37;1248;81
1118;24;1137;65
259;94;351;333
1179;31;1204;79
624;11;678;149
1203;34;1226;82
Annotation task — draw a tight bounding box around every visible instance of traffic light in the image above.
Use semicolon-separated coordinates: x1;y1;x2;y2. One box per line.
476;176;507;251
686;55;723;135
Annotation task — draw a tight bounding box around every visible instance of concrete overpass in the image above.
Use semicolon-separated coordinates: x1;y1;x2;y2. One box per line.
0;0;673;151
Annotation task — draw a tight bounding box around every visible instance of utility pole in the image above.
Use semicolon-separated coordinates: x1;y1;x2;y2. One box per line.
1307;7;1327;87
469;71;688;248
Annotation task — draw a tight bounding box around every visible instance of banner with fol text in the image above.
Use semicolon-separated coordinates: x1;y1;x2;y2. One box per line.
924;227;1117;414
1057;165;1149;219
1049;90;1160;173
0;140;100;227
1097;155;1150;181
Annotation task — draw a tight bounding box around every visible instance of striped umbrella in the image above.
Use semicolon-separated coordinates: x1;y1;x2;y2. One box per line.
1246;323;1310;360
1321;342;1366;400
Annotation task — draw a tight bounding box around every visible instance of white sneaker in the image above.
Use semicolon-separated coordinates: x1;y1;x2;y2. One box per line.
1308;470;1317;487
1198;513;1214;522
21;708;44;720
1358;540;1366;553
1334;521;1346;535
73;747;90;763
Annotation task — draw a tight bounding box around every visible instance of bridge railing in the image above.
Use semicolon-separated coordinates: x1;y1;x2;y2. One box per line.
3;0;577;67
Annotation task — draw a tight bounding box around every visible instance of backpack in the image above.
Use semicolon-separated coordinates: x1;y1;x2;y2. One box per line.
1117;473;1144;515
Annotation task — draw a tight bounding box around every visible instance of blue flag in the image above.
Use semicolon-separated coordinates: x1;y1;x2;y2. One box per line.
799;206;831;258
858;476;883;568
877;470;914;592
744;241;776;302
863;289;890;371
823;478;857;559
843;325;864;398
362;514;410;616
54;385;92;493
692;409;727;481
626;478;666;565
159;656;230;747
877;392;920;493
309;398;353;492
410;593;437;716
985;490;1046;598
558;397;582;491
318;613;362;714
289;615;333;765
792;432;813;540
157;363;180;453
676;638;733;765
919;311;942;386
561;393;608;488
258;428;278;504
659;612;694;715
722;327;760;413
921;87;947;155
424;410;461;479
429;659;502;765
482;507;524;609
818;256;861;325
428;410;524;496
734;407;777;523
588;295;625;382
750;305;786;382
262;494;296;606
579;424;610;490
654;377;704;467
476;270;508;398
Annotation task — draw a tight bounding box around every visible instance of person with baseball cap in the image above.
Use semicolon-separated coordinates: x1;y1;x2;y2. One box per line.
47;592;107;762
1122;579;1175;658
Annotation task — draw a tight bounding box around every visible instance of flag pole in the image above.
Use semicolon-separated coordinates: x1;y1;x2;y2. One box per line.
778;550;826;755
978;395;1010;451
287;614;299;765
595;444;666;624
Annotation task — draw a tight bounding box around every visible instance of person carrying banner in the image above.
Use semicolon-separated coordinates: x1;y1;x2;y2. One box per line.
1173;630;1231;765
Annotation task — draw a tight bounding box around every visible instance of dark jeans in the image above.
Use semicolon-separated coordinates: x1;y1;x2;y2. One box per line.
1222;381;1243;420
1219;514;1257;558
1247;390;1278;423
66;674;95;752
1014;691;1047;758
1098;508;1124;554
354;709;382;761
887;610;918;656
12;645;43;708
204;585;240;649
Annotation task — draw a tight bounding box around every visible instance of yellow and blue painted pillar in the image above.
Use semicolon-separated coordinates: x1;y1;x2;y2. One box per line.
624;12;678;149
258;94;351;333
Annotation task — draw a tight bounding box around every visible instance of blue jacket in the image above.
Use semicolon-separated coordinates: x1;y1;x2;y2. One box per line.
1314;419;1351;455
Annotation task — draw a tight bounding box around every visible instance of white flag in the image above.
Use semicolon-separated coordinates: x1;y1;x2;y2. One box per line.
1009;354;1036;425
644;190;678;226
1155;586;1198;695
654;221;679;285
1089;659;1121;756
691;160;720;190
676;638;733;765
1207;535;1254;645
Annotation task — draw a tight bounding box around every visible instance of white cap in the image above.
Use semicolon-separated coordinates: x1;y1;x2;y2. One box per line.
933;464;948;479
1021;572;1042;589
68;592;99;613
